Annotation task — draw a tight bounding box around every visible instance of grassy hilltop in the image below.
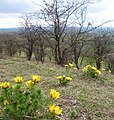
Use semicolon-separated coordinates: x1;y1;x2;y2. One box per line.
0;57;114;120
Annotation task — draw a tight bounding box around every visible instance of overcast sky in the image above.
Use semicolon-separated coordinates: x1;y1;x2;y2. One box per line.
0;0;114;28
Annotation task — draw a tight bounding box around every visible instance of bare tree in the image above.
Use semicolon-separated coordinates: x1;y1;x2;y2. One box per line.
104;53;114;72
38;0;91;66
19;0;110;67
67;3;111;69
0;33;18;57
33;28;47;63
67;5;93;69
20;14;38;60
90;29;112;69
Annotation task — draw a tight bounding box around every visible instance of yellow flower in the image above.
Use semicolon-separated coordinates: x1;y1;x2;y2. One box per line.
69;63;73;67
95;74;97;76
3;100;9;105
108;70;111;74
1;82;10;89
91;66;97;71
26;80;34;87
14;76;24;83
73;67;77;70
50;89;60;100
56;76;62;80
85;65;91;68
102;68;106;71
65;64;68;67
96;70;101;75
82;67;87;72
49;104;62;115
66;77;72;81
32;75;41;83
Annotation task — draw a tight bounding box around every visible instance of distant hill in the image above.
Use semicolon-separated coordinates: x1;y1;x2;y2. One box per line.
0;27;114;34
0;28;19;33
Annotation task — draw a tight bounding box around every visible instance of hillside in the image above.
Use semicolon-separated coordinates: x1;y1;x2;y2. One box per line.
0;57;114;120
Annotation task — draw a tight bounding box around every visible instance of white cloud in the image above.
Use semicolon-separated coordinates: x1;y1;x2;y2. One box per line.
0;0;33;13
87;0;114;20
0;0;114;28
86;0;114;26
0;13;20;18
0;17;21;28
0;0;39;28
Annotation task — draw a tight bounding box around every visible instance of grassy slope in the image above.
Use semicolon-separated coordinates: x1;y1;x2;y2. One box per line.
0;57;114;120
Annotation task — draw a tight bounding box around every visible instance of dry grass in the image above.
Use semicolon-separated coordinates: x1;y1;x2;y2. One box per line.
0;57;114;120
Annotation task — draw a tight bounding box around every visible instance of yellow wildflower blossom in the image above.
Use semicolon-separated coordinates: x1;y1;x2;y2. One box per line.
96;70;101;75
65;64;68;67
66;77;72;81
49;104;62;115
14;76;24;83
85;65;91;68
69;63;73;67
1;82;10;89
56;76;62;80
26;80;34;87
91;66;97;70
95;74;97;76
82;65;101;78
82;67;87;72
32;75;41;83
108;70;111;74
73;67;77;70
50;89;60;100
102;68;106;71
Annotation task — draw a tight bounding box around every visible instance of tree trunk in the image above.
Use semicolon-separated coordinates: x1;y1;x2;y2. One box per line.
40;44;45;63
74;59;79;69
57;40;64;66
96;60;101;69
27;44;33;61
27;50;32;61
54;45;58;63
73;49;79;69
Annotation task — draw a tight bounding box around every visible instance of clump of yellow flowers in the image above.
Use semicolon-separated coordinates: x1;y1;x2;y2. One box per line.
50;89;60;100
14;76;24;83
26;80;34;87
32;74;41;83
49;89;62;116
56;75;72;85
0;75;62;119
65;63;73;67
1;82;10;89
49;104;62;115
64;63;77;76
25;74;41;87
82;65;101;78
